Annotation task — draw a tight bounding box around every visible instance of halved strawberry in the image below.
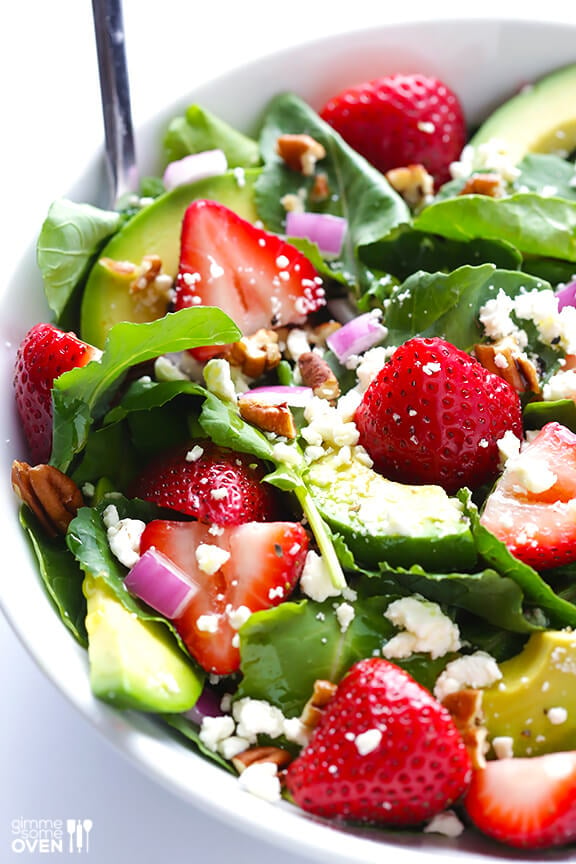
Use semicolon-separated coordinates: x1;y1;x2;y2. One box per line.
140;519;309;674
173;200;326;357
130;441;280;525
464;752;576;849
480;422;576;569
13;323;99;463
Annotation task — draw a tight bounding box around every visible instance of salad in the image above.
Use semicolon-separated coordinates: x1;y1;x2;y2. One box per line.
10;58;576;851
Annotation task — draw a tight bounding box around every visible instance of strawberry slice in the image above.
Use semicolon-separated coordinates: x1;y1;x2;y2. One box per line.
130;441;280;525
285;657;471;825
464;752;576;849
173;199;326;348
13;322;99;463
140;519;309;674
480;422;576;569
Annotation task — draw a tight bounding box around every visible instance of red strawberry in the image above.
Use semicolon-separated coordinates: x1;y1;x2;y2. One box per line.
285;657;471;825
464;752;576;849
320;73;466;187
354;336;523;493
130;441;279;525
174;199;325;358
140;519;308;674
13;322;99;463
480;422;576;569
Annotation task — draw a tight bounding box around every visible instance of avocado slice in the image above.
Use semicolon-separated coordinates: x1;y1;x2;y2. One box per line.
469;63;576;165
483;630;576;758
80;169;260;348
84;574;202;712
305;453;476;571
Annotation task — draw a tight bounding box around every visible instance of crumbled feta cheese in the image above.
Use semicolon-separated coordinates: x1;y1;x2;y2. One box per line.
497;430;522;465
199;715;235;751
218;735;252;760
238;762;282;803
335;602;355;633
232;698;286;742
154;354;188;382
434;651;502;702
354;728;382;755
195;543;230;575
299;550;342;602
196;613;220;633
547;706;568;725
203;358;237;402
271;441;303;467
492;736;514;759
226;605;252;630
506;451;557;494
282;716;311;747
186;444;204;462
383;597;461;660
478;289;527;346
103;505;145;569
450;138;521;184
423;810;465;838
543;368;576;402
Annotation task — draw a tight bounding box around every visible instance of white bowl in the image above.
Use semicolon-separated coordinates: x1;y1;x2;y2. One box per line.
3;16;576;864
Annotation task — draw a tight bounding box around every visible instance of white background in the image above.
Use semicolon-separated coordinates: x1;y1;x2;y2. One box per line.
2;2;576;862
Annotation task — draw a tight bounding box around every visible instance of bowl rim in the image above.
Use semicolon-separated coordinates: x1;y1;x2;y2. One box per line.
3;14;576;864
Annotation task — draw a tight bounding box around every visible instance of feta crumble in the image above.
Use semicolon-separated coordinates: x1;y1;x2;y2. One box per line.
195;543;231;575
299;550;342;602
383;597;461;660
238;762;282;803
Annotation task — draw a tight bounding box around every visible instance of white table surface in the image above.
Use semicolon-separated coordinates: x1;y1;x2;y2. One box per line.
2;2;576;862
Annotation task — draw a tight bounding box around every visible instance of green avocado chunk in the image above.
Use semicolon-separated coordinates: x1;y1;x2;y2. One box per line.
80;169;260;348
483;630;576;758
83;574;202;712
305;453;476;571
469;62;576;165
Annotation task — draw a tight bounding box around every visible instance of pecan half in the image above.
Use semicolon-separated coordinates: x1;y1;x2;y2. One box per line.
442;688;488;770
12;461;84;536
232;745;292;774
459;172;505;198
276;134;326;176
298;351;340;401
385;164;434;208
226;329;281;378
238;396;297;439
474;339;540;394
299;679;337;730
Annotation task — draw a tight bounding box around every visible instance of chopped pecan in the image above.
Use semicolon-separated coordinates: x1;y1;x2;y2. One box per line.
238;396;297;439
232;745;292;774
226;329;281;379
100;253;173;314
474;339;540;394
459;172;505;198
442;688;488;770
299;679;337;730
298;351;340;401
276;134;326;176
12;461;83;537
385;164;434;208
310;172;330;203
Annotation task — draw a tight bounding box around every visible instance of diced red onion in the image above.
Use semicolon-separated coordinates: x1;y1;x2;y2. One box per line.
244;385;314;407
556;279;576;311
163;149;228;191
182;685;224;725
285;210;347;256
125;548;196;619
326;312;387;363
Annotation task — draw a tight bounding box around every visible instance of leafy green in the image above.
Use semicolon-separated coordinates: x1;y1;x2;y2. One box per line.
360;224;522;281
19;507;87;646
383;263;554;352
374;563;537;634
51;307;240;471
255;91;410;295
237;598;453;717
163;104;260;168
524;398;576;432
37;198;121;320
161;715;235;773
414;193;576;262
514;153;576;200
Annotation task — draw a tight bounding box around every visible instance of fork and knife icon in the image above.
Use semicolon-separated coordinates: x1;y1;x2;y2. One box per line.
66;819;93;853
